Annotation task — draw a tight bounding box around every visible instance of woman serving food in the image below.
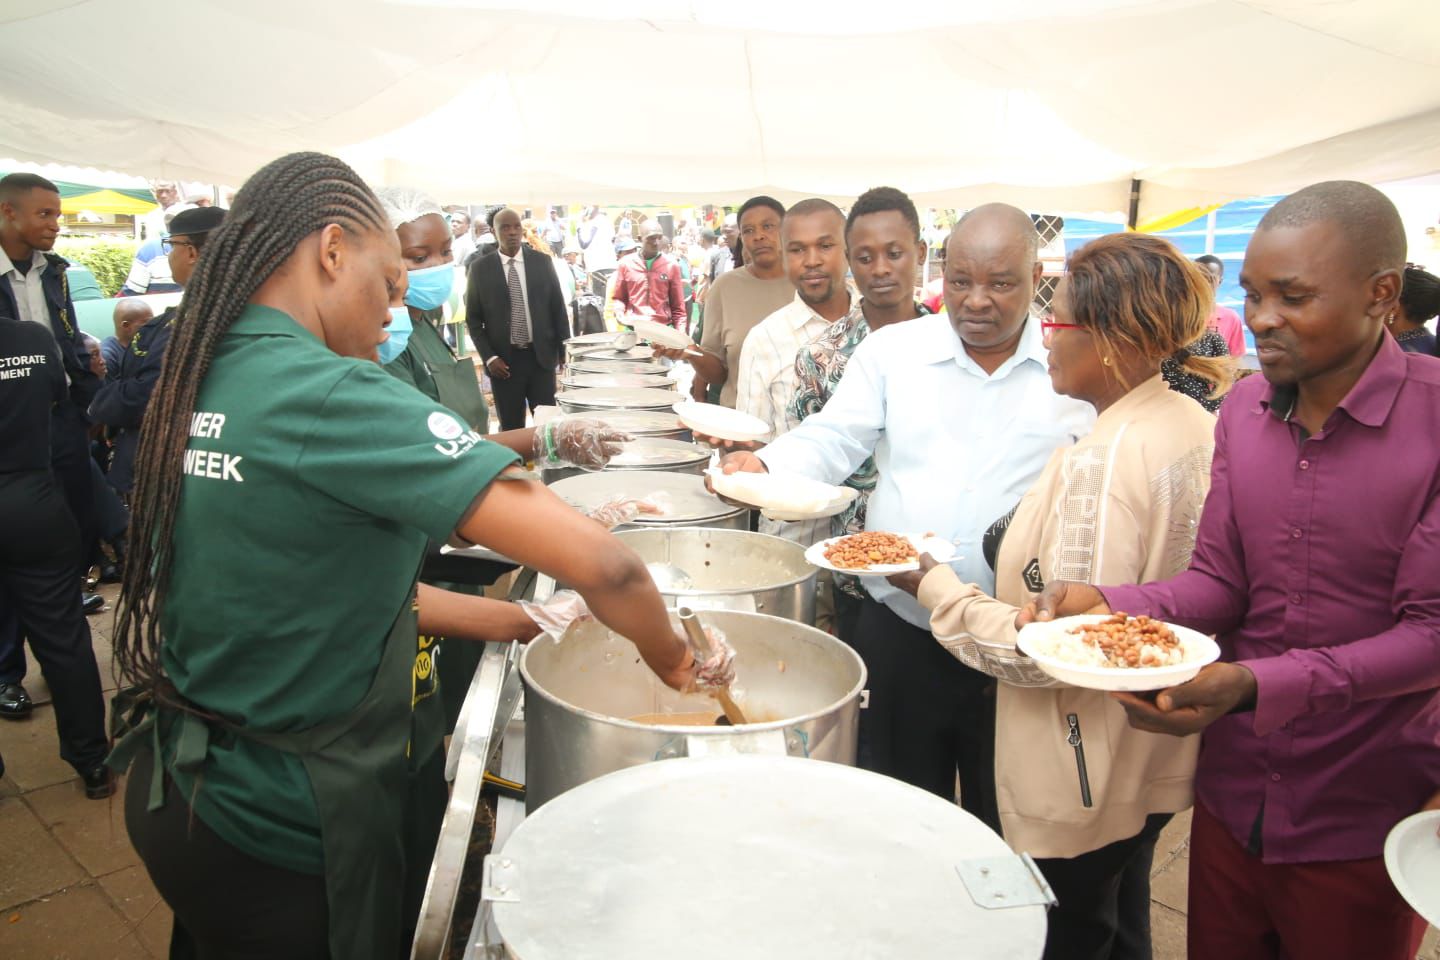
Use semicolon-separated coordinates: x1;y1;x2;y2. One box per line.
890;233;1234;960
109;153;714;960
374;185;632;732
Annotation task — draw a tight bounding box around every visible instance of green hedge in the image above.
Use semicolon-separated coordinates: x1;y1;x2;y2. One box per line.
54;238;137;297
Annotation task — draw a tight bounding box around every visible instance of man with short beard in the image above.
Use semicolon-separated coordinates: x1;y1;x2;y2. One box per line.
657;197;792;407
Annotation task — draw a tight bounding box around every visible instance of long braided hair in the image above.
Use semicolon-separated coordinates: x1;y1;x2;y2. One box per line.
114;152;390;693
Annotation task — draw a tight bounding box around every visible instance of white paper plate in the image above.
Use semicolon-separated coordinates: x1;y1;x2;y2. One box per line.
1385;810;1440;928
803;533;956;576
707;469;857;521
1015;614;1221;692
672;400;771;443
625;315;694;350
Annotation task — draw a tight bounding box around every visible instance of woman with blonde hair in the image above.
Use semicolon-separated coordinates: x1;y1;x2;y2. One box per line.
521;217;549;257
892;232;1235;960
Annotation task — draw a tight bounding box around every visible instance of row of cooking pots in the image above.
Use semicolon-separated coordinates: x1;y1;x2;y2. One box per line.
535;332;848;808
412;331;1046;959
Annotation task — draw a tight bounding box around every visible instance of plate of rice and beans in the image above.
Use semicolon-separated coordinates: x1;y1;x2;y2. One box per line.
804;532;956;576
1016;613;1221;691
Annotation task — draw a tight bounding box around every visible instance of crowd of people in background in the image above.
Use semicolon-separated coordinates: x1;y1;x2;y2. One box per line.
0;161;1437;960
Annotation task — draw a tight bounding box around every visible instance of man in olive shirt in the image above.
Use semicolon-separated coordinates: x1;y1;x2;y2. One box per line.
660;196;792;407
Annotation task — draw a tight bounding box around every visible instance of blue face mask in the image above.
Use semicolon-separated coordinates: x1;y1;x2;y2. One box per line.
404;262;455;311
378;306;412;364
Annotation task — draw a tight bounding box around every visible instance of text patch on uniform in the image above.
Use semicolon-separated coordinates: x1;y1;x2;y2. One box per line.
0;353;47;379
183;410;245;482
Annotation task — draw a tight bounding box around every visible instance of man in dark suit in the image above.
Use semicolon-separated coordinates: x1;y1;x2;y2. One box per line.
465;207;570;430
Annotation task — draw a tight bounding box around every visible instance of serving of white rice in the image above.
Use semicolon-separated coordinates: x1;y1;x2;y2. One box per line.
1029;629;1194;670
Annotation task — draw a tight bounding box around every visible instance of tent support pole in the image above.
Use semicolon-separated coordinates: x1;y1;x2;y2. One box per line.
1127;178;1142;230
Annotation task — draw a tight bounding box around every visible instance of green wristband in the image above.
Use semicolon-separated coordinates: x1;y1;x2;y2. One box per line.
544;422;560;463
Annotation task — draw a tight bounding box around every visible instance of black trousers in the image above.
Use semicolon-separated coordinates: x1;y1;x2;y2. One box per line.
127;743;450;960
0;596;22;684
125;747;331;960
1035;813;1173;960
853;597;1000;833
832;586;864;648
0;470;108;771
51;402;97;567
491;346;557;431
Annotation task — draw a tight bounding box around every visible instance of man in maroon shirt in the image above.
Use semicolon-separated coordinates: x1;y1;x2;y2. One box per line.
1024;181;1440;960
611;219;687;330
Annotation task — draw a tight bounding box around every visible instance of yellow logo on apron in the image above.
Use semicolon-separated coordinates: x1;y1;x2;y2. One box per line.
413;635;441;708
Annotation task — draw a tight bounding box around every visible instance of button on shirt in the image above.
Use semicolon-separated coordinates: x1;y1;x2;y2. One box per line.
500;252;533;343
736;293;847;543
1102;337;1440;864
757;314;1094;626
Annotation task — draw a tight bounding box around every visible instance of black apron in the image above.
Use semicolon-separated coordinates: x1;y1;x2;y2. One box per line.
111;574;434;960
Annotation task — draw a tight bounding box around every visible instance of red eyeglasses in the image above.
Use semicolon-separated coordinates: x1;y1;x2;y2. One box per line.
1040;318;1085;333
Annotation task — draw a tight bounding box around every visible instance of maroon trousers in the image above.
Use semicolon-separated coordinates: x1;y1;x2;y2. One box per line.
1188;801;1426;960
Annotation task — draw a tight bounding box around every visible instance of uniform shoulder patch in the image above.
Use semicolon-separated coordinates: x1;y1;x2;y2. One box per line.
427;411;464;441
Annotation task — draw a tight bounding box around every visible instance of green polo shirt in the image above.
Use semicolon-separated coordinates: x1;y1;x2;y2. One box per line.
160;304;518;874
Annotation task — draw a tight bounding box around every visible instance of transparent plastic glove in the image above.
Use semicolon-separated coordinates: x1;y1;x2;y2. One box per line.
517;590;593;643
534;417;635;471
585;492;670;529
686;624;737;690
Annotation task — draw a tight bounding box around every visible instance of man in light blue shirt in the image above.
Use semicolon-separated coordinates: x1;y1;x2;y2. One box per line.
721;204;1093;821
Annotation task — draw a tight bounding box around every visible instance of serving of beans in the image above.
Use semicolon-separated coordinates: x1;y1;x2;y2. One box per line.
1070;613;1183;668
823;532;919;570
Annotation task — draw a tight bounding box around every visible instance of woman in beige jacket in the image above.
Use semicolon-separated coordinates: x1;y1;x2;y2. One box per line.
892;233;1235;960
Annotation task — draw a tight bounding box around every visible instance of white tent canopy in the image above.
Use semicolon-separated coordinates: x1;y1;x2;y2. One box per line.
2;0;1438;219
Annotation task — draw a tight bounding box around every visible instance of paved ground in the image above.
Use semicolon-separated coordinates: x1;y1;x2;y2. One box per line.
1;582;1435;958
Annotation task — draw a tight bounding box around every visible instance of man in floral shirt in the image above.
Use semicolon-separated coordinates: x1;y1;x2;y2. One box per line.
791;187;930;644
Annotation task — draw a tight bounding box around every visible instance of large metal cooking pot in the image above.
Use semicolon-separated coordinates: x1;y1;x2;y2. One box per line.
481;757;1051;959
519;608;865;811
587;409;690;441
557;371;677;391
614;526;816;623
548;471;748;530
567;357;670;376
554;386;677;414
539;438;709;485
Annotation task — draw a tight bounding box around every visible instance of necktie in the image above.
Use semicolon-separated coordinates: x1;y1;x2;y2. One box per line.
507;259;531;347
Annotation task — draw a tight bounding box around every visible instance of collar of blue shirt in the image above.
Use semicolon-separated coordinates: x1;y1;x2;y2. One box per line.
912;310;1049;377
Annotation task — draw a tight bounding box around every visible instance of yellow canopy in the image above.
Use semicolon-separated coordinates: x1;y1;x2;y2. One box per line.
61;188;157;216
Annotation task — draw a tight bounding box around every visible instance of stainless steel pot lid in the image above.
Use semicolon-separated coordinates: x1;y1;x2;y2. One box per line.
603;438;709;470
568;358;670;376
554;387;677;410
587;409;688;436
549;471;743;524
558;372;678;391
564;332;623;348
487;756;1049;959
581;346;660;362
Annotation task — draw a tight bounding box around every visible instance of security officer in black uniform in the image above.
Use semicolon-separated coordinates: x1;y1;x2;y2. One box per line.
91;206;225;494
0;312;112;797
0;172;105;723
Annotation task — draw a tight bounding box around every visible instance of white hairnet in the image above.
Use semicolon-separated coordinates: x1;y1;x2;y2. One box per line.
374;185;445;230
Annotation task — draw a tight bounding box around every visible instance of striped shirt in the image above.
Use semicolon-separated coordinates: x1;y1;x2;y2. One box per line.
736;293;855;543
